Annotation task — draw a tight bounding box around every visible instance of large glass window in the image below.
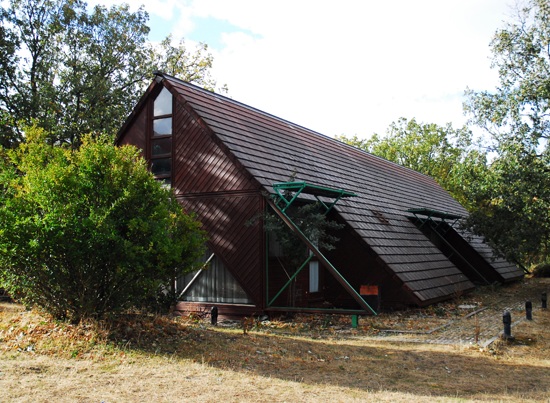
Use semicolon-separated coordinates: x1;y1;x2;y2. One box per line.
177;248;254;304
151;138;172;156
151;158;171;176
151;87;173;186
153;118;172;136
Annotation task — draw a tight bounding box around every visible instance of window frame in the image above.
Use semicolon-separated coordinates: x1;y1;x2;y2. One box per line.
148;87;174;185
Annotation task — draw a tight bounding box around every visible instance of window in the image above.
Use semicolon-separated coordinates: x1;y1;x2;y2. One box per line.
151;87;172;187
309;261;319;293
177;248;254;304
309;234;320;293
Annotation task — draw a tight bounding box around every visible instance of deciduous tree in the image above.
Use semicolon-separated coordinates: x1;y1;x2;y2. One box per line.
0;0;226;149
463;0;550;265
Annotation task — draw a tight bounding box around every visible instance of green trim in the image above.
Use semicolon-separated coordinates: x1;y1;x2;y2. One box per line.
273;181;356;197
267;307;369;313
266;180;376;315
266;231;269;308
407;208;462;221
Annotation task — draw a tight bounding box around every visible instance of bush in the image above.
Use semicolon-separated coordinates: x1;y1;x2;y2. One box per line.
0;127;207;321
532;262;550;278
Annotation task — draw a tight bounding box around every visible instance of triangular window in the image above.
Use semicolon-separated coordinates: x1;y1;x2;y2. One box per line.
177;248;253;304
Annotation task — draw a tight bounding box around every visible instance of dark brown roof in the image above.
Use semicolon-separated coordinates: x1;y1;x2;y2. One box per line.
159;74;522;303
457;229;525;282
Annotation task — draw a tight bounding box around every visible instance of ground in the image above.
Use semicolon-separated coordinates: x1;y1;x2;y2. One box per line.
0;278;549;402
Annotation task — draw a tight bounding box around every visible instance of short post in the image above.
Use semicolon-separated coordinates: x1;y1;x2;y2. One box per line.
542;292;547;309
211;306;218;326
502;311;513;340
352;315;358;328
526;300;532;320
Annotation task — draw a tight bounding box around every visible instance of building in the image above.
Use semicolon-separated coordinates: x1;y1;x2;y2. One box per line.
115;72;524;319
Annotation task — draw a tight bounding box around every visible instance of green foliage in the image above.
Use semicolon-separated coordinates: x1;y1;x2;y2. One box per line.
532;261;550;278
0;0;226;149
0;126;207;321
463;0;550;265
336;118;485;210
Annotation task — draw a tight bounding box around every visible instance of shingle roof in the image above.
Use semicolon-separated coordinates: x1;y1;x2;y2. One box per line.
161;74;522;303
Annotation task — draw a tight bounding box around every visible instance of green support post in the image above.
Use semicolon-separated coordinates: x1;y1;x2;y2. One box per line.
352;315;358;328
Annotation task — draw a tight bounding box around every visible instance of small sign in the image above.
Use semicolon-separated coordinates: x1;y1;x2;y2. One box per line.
360;285;378;295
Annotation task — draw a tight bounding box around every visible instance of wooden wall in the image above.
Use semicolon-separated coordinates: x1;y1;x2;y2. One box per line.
173;96;265;308
116;101;147;157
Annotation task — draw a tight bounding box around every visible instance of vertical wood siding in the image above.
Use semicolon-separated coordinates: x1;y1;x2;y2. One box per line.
116;101;148;158
178;195;263;307
172;98;257;195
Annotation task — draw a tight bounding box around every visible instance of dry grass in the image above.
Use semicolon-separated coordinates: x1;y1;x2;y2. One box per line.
0;281;550;402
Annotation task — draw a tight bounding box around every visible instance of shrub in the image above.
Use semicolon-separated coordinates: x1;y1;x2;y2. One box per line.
0;127;207;321
532;262;550;278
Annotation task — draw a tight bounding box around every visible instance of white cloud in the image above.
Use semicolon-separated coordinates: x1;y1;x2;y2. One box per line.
86;0;510;139
196;0;508;138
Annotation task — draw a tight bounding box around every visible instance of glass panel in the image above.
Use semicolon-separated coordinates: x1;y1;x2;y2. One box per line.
153;118;172;136
152;138;172;156
176;248;254;304
151;158;171;176
309;261;319;292
268;232;284;257
154;87;172;116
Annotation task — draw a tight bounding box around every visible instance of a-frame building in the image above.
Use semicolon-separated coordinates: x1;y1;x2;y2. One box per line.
116;72;524;318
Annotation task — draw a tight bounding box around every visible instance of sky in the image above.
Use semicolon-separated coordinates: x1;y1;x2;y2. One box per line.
92;0;517;140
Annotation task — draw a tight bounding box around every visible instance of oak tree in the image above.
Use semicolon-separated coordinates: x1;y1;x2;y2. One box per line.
0;0;225;149
463;0;550;265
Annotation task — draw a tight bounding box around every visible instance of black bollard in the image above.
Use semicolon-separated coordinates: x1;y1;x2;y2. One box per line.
542;292;547;309
211;306;218;326
503;311;512;340
526;300;533;320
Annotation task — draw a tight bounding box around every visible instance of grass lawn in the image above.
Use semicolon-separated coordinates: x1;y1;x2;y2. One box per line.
0;282;549;402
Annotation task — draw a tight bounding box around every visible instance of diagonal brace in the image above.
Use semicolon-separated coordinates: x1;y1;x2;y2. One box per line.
268;254;313;307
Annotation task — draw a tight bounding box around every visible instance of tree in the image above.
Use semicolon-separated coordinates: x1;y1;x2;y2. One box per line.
336;118;485;210
463;0;550;265
0;0;226;149
0;126;207;321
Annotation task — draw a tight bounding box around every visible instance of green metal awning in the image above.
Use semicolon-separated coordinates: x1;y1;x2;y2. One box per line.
407;208;462;221
407;208;462;233
272;181;357;215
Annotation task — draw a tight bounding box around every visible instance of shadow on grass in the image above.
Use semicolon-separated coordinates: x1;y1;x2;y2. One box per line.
2;301;549;401
114;318;550;401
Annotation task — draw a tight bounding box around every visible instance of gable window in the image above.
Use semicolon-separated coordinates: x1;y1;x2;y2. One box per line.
151;87;172;186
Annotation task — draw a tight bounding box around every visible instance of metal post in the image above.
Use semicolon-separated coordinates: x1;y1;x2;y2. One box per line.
526;300;532;320
211;306;218;326
503;311;512;340
542;292;547;309
352;315;358;328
